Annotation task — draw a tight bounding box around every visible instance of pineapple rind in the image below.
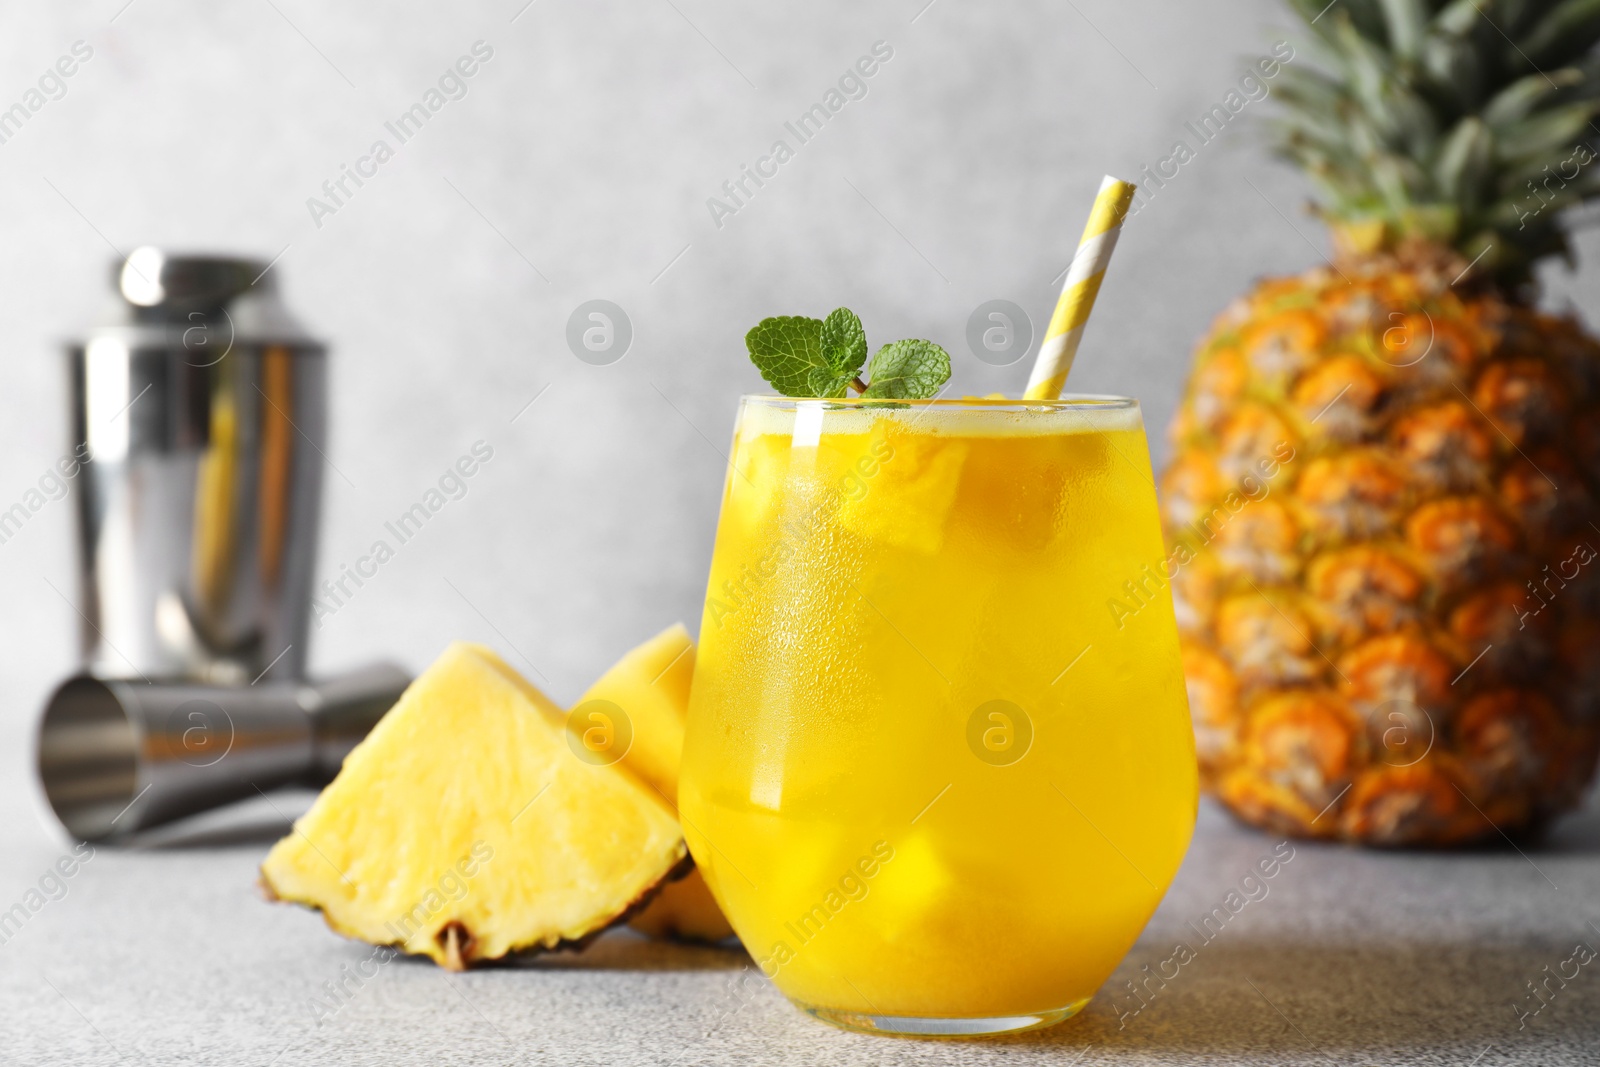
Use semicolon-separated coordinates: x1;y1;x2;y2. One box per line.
1166;258;1600;846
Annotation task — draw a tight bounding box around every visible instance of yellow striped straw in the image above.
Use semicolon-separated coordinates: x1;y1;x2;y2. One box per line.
1023;175;1137;401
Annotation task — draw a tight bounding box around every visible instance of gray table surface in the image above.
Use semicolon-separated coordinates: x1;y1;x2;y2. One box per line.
3;736;1597;1067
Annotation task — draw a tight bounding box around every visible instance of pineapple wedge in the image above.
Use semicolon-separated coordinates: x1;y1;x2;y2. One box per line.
629;867;732;943
261;642;687;969
574;623;695;806
575;623;735;943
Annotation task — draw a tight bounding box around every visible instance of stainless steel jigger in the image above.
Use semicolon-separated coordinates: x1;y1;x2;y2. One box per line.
37;250;410;842
37;665;411;842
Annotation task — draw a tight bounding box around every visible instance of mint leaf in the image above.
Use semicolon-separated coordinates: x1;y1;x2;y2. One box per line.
746;316;839;397
820;307;867;380
747;308;868;397
862;339;951;399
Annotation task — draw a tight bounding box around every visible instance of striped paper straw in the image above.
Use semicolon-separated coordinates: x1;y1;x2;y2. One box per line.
1023;175;1137;401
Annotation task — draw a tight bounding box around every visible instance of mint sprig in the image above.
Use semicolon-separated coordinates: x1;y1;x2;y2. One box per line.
746;307;950;400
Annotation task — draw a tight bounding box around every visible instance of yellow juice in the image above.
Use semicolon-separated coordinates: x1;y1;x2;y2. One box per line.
679;397;1197;1032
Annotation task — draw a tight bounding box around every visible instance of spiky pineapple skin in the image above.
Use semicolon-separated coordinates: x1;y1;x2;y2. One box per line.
1163;253;1600;846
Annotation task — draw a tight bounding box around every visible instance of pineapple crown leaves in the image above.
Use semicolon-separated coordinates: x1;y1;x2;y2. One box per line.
1273;0;1600;288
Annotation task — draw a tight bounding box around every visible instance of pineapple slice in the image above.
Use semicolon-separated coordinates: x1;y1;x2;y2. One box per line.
574;623;695;805
261;642;687;969
574;623;735;943
628;868;733;942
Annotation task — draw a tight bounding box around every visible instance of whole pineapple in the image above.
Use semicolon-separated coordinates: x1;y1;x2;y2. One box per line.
1166;0;1600;845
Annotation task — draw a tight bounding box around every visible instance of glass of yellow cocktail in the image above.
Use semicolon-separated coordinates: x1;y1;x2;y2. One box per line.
679;394;1197;1037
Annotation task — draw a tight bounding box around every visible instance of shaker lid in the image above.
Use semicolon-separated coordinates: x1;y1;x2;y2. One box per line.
115;247;272;312
82;247;319;348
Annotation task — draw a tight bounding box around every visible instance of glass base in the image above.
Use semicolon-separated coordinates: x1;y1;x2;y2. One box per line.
801;996;1090;1038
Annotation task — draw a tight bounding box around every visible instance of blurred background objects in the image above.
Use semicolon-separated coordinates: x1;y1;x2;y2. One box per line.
0;0;1583;733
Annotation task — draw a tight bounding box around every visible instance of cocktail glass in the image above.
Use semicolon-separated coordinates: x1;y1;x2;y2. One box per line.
679;395;1197;1037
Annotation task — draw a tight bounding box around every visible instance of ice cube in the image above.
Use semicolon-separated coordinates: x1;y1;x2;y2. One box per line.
835;422;968;554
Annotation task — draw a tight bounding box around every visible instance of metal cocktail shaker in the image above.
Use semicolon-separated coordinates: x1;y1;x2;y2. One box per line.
37;249;414;843
69;248;325;684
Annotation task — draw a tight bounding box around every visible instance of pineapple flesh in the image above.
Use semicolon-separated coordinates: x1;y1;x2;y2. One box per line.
576;623;736;942
1166;0;1600;845
261;642;688;967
